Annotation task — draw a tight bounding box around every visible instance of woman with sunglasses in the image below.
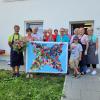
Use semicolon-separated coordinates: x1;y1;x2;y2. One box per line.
56;28;70;42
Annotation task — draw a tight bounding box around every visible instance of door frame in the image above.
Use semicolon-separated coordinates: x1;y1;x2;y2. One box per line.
69;20;94;34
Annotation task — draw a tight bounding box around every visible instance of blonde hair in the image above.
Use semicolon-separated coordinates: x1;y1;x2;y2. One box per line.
74;28;79;33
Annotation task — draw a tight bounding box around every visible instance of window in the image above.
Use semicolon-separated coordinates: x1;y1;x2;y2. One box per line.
24;20;43;38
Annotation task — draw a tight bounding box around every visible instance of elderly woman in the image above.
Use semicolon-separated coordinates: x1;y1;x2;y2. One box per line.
43;28;53;41
70;28;79;44
86;27;99;75
43;29;48;41
56;28;70;42
56;28;70;74
78;28;89;75
47;28;53;41
32;27;41;41
65;28;71;40
8;25;24;77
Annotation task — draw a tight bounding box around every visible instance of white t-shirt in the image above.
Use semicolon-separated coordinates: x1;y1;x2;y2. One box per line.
31;33;41;41
70;43;83;59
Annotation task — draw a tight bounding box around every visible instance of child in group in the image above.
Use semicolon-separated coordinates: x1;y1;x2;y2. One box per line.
69;35;83;78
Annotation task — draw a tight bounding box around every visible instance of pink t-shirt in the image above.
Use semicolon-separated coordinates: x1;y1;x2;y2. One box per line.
25;36;33;41
70;34;88;45
79;34;88;45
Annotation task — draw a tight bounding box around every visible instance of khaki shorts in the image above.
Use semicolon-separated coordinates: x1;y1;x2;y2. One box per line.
69;58;79;69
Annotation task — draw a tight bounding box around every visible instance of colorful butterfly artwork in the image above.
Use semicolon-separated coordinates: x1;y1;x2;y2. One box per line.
26;42;68;73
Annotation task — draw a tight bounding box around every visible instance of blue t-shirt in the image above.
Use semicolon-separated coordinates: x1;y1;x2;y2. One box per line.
56;34;70;42
88;34;97;43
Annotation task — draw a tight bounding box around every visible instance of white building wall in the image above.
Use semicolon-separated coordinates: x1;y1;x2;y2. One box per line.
0;0;100;65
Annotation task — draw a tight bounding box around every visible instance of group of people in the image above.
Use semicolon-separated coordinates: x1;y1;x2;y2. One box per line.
8;25;99;78
42;27;99;78
69;27;99;78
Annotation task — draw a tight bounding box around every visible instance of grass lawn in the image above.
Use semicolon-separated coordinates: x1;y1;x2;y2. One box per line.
0;70;65;100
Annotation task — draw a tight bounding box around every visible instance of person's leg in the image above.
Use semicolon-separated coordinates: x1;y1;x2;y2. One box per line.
83;65;87;74
26;73;33;78
12;67;16;76
86;64;91;73
12;67;15;73
80;65;87;75
74;59;81;78
15;66;19;73
80;66;85;75
74;67;81;78
92;64;96;69
87;64;90;68
91;64;97;75
80;66;83;74
69;59;75;76
15;66;20;77
30;73;33;78
74;67;80;75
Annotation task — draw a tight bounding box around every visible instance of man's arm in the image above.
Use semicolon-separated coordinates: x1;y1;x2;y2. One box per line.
8;36;12;48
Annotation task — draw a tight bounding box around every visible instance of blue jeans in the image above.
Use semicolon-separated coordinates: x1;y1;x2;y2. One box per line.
80;66;87;74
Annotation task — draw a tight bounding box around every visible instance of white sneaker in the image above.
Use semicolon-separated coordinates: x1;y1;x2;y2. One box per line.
86;68;91;73
91;70;97;75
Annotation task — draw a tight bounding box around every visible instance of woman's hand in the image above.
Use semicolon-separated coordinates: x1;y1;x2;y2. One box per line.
95;50;98;56
84;50;87;55
79;57;81;61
